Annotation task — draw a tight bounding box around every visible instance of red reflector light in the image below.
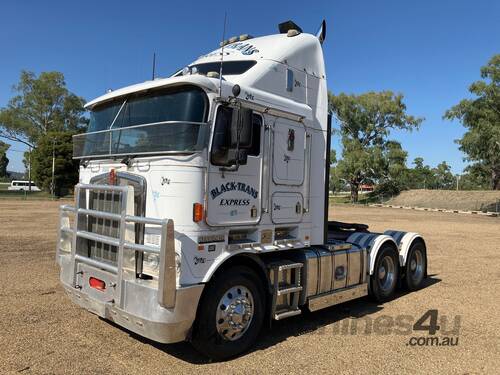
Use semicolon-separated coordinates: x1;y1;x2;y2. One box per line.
109;168;117;185
89;277;106;291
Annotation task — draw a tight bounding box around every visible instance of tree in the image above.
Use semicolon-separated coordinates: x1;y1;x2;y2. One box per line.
328;149;347;193
0;141;9;178
459;164;491;190
329;91;423;201
0;71;87;148
373;141;411;196
384;141;408;182
408;157;435;189
31;132;79;196
444;54;500;190
432;161;455;189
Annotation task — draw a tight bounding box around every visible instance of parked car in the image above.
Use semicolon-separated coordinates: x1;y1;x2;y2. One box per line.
8;180;41;191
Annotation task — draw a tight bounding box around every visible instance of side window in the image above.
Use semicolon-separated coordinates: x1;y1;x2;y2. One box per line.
211;106;232;166
248;114;261;156
210;106;261;165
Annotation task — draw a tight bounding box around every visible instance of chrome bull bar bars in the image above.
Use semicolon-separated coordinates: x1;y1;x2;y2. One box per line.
57;183;176;308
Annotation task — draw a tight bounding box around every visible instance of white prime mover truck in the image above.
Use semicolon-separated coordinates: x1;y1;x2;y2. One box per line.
56;20;427;359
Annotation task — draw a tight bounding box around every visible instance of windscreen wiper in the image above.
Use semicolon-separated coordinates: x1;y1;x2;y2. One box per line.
120;155;136;166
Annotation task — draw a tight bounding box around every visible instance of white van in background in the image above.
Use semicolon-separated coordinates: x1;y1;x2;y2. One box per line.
8;180;41;191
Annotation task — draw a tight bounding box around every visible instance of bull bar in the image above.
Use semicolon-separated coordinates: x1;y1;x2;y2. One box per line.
56;183;176;309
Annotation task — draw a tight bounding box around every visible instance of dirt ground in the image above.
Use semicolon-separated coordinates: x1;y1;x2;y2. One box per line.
387;189;500;212
0;201;499;374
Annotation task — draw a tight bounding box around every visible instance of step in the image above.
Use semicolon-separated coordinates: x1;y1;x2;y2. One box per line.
272;262;303;272
274;308;302;320
277;285;303;296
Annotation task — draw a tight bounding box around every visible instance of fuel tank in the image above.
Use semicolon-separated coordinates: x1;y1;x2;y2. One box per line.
287;243;367;305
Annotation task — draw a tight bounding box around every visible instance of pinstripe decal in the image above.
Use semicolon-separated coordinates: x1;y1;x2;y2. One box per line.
385;230;407;246
361;234;377;248
349;232;364;244
395;231;407;244
357;234;369;247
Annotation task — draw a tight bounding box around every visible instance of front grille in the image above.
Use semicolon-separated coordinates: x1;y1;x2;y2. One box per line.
88;190;121;264
75;172;147;268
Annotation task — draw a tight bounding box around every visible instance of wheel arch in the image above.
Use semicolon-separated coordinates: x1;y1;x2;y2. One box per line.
402;235;427;278
390;231;426;267
368;235;399;275
202;251;269;287
191;252;272;341
347;232;399;275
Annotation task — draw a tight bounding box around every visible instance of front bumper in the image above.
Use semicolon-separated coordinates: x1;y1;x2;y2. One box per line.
56;183;203;343
61;275;204;343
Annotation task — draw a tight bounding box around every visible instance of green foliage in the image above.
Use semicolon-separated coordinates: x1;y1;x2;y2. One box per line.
399;158;457;190
370;141;410;197
0;71;87;148
406;157;434;189
329;91;423;201
329;152;350;194
432;161;455;190
459;163;491;190
0;141;9;177
31;131;79;196
444;54;500;190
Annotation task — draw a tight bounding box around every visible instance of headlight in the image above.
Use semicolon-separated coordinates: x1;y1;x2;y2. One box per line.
58;230;72;254
58;212;72;255
142;252;160;276
143;232;161;276
142;232;181;283
175;252;181;280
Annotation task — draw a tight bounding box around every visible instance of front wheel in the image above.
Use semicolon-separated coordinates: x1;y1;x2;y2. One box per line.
191;266;265;360
369;244;399;302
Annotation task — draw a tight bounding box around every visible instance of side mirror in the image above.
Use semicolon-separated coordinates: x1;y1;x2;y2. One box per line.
211;104;252;170
230;107;253;148
226;148;248;166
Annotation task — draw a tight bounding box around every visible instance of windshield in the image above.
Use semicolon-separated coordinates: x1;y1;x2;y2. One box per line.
74;86;208;159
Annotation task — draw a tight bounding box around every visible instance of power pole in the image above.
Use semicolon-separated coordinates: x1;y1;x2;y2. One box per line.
28;146;32;193
51;138;55;197
456;174;460;191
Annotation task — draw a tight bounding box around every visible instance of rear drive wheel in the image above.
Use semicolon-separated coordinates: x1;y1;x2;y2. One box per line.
369;244;399;302
191;266;265;360
404;240;427;291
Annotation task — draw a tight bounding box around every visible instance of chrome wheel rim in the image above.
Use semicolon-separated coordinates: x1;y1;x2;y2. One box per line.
216;285;254;341
409;249;424;284
378;255;396;293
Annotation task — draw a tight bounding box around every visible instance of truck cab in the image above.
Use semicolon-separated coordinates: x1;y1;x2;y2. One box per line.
56;20;427;360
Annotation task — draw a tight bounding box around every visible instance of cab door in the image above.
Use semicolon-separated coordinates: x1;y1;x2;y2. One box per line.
206;105;263;226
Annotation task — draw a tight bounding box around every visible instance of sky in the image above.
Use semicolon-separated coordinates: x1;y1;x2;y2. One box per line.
0;0;499;173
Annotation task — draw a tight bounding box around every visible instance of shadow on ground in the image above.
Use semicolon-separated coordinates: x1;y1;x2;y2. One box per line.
107;275;441;364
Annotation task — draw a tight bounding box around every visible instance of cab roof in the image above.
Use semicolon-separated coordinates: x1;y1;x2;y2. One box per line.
193;32;325;78
84;75;218;109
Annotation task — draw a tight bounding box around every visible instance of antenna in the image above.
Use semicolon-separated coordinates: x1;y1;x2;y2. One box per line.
219;12;227;97
152;52;156;80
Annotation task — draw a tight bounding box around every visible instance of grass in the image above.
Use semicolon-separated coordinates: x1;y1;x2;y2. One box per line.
0;190;55;200
329;193;380;205
0;183;73;200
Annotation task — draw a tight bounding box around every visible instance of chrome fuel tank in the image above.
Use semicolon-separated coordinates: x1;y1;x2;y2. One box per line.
288;243;367;304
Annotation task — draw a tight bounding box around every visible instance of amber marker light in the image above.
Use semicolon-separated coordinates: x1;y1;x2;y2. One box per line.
193;203;204;222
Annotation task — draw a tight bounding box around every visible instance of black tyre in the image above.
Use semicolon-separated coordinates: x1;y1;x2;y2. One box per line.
369;243;399;302
403;240;427;291
191;266;265;360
